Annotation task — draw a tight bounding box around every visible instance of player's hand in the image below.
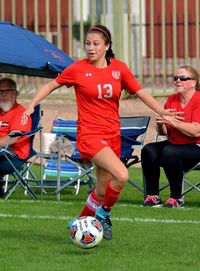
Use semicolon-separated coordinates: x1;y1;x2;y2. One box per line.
21;105;34;125
156;109;184;128
160;109;184;121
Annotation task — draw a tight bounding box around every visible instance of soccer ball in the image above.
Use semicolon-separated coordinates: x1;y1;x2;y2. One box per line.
70;216;103;249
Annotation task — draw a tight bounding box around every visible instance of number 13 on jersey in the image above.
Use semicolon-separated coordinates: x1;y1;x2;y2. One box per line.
97;84;113;99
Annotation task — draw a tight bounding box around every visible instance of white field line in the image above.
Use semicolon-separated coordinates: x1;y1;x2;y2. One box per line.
0;199;195;210
1;213;200;225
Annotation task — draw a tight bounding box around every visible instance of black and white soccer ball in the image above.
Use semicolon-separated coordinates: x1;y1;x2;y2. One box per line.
70;216;103;248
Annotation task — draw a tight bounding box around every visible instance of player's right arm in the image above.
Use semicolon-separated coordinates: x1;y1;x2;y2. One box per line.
21;80;61;124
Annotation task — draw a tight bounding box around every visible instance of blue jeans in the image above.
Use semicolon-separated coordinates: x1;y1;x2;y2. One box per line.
0;147;26;177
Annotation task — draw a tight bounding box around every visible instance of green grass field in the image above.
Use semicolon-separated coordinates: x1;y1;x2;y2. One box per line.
0;167;200;271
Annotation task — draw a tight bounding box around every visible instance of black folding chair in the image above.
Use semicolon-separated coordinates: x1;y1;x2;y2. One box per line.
120;116;151;193
182;162;200;196
0;104;42;199
154;133;200;200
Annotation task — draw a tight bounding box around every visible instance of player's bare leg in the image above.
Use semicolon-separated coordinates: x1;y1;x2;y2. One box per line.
92;147;129;239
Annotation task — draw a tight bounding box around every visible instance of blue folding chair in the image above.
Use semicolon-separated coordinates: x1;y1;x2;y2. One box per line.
0;104;42;199
42;118;96;201
43;160;82;196
120;116;151;193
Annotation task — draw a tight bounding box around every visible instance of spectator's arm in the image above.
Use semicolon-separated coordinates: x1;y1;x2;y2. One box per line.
0;131;21;146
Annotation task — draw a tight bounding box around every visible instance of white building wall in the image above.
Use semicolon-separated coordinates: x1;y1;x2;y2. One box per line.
73;0;90;21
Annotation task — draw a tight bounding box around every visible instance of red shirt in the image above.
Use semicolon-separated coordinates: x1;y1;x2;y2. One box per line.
55;58;142;139
164;91;200;144
0;103;32;159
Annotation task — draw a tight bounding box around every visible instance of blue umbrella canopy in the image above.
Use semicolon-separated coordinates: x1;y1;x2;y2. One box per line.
0;21;74;78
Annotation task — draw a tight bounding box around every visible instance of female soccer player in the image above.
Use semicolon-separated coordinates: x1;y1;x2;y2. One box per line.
22;24;181;240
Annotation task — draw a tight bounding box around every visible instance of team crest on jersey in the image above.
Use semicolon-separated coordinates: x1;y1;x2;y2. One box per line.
112;70;120;79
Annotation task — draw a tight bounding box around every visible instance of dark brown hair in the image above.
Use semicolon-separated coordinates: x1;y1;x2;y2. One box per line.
87;24;115;58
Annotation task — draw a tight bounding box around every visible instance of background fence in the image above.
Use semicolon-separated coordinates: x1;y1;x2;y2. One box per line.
0;0;200;97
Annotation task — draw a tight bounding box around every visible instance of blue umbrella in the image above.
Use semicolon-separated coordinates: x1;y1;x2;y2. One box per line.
0;21;74;78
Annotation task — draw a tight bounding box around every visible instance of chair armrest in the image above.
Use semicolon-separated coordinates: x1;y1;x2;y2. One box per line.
9;127;43;138
2;127;43;155
0;147;17;157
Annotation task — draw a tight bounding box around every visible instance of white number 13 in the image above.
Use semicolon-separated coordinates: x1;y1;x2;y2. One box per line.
97;84;113;99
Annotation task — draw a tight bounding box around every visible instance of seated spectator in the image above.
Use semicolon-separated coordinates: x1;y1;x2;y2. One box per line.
141;65;200;208
0;78;32;197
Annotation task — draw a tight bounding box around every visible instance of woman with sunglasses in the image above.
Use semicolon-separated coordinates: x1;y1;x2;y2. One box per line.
142;65;200;208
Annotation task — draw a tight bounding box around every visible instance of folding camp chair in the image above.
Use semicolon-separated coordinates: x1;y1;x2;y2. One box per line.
42;118;96;201
182;162;200;197
43;160;82;195
0;104;42;199
120;116;151;193
152;133;200;201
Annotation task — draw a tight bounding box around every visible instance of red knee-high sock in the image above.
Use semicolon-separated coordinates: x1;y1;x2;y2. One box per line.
102;181;122;212
79;190;103;217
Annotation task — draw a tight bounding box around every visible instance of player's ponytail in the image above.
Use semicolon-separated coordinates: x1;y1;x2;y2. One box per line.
106;41;115;59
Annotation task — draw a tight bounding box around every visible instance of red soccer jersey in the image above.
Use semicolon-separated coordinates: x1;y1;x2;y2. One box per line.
55;58;142;139
0;103;32;159
164;91;200;144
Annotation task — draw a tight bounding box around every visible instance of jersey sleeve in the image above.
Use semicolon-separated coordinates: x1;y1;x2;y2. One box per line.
120;62;142;94
55;62;77;87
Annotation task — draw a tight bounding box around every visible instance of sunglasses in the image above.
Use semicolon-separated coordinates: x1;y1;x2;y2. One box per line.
0;89;16;95
174;75;193;81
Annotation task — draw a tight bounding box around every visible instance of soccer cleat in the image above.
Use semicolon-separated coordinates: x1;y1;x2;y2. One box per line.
95;207;112;240
96;215;112;240
143;195;163;207
164;197;184;208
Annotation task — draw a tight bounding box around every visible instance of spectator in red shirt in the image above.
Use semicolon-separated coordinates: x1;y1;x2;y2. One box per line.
22;25;181;240
142;66;200;208
0;78;32;197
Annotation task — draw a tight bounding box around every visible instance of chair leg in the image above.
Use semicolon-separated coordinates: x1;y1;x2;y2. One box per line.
56;165;96;194
181;180;185;204
128;178;144;193
3;175;9;193
181;178;200;196
74;178;80;195
5;178;37;200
